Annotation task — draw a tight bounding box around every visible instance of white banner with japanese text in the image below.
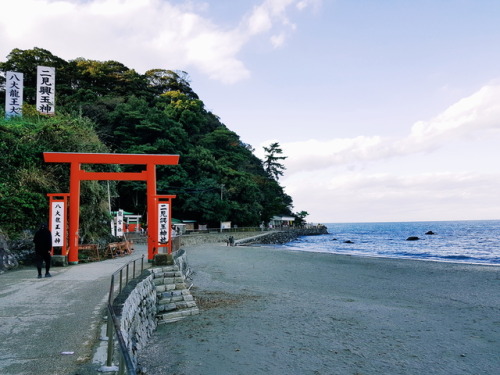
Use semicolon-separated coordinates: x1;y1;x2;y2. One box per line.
116;209;124;237
36;66;55;115
50;201;65;247
158;203;169;243
5;71;23;118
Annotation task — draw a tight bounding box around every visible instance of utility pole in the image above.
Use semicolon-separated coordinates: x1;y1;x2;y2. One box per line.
220;184;225;200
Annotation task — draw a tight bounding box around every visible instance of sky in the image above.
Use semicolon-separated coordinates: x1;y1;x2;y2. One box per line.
2;0;500;223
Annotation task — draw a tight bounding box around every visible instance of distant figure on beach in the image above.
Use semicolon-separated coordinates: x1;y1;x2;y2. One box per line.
227;236;235;246
33;223;52;278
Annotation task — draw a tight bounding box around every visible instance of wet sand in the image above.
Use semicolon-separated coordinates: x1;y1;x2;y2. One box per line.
138;244;500;375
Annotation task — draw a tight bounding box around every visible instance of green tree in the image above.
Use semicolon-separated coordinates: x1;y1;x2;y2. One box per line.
294;211;309;226
145;69;198;99
0;47;301;234
0;47;72;106
0;114;112;239
263;142;287;180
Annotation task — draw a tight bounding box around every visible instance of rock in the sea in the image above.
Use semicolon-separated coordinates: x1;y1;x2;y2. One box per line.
343;240;354;244
406;236;420;241
425;231;436;235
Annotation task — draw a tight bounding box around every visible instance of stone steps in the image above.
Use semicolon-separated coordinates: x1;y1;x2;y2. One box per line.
151;265;199;324
157;307;200;324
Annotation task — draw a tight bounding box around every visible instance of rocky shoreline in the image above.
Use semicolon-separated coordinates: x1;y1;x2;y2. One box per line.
236;226;328;245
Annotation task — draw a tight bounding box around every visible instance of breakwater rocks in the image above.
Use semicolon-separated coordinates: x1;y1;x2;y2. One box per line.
236;227;329;246
179;227;329;247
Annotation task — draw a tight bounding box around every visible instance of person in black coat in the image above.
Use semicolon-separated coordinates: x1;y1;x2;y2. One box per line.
33;223;52;278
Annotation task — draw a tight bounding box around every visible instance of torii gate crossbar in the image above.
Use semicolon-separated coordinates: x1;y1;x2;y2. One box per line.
43;152;179;263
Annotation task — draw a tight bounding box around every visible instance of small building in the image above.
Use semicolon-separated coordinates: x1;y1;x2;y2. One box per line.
220;221;231;230
270;215;295;228
172;218;197;232
172;218;186;235
182;220;197;231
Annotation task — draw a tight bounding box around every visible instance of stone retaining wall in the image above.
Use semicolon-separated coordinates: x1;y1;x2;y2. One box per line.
117;248;197;368
117;274;158;368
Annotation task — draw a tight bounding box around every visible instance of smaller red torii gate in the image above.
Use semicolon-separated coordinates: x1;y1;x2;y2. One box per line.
44;152;179;263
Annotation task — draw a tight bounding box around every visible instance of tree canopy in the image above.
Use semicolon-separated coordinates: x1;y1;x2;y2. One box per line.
0;47;300;239
263;142;287;180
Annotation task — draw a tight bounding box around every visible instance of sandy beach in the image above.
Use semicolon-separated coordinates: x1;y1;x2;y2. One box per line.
138;244;500;375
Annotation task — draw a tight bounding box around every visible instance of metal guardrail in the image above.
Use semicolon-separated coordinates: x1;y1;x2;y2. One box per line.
102;255;145;375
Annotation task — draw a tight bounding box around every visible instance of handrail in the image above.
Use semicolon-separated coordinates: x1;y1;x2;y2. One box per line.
102;255;145;375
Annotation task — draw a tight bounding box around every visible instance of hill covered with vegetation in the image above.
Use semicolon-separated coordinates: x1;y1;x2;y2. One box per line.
0;48;302;241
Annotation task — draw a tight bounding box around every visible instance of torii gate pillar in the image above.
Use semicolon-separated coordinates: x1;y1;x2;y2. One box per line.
44;152;180;264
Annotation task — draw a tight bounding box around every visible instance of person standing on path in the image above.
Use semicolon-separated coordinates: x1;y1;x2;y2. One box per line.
33;223;52;278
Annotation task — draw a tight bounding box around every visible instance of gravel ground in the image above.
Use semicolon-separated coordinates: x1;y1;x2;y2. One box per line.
137;244;500;375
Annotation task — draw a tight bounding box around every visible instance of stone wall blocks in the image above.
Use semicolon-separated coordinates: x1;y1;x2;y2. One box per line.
153;278;164;286
175;283;187;290
165;284;176;291
163;303;177;312
155;284;166;292
181;307;199;316
162;277;176;284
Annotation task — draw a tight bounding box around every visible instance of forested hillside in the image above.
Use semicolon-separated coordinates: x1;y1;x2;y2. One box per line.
0;48;296;241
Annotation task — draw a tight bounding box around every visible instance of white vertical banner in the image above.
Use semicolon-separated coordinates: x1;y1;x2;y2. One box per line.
5;71;23;118
158;203;169;243
51;201;65;247
116;209;124;237
36;66;55;115
111;219;116;236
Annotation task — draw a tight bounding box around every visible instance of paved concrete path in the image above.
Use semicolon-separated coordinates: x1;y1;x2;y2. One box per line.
0;244;148;375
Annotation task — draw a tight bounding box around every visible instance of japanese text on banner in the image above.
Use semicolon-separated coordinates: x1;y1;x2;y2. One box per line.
116;209;124;237
51;201;65;247
36;66;55;115
158;203;169;243
5;72;23;118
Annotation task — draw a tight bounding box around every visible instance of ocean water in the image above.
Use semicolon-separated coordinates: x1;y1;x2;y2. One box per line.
277;220;500;265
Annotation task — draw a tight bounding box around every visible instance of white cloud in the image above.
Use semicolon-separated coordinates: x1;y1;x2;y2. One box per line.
408;84;500;145
246;4;274;35
241;0;310;48
281;83;500;174
286;171;500;223
296;0;322;12
0;0;318;84
279;83;500;222
270;32;287;47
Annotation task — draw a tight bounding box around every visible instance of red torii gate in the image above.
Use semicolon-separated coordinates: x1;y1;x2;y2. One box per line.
43;152;179;264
